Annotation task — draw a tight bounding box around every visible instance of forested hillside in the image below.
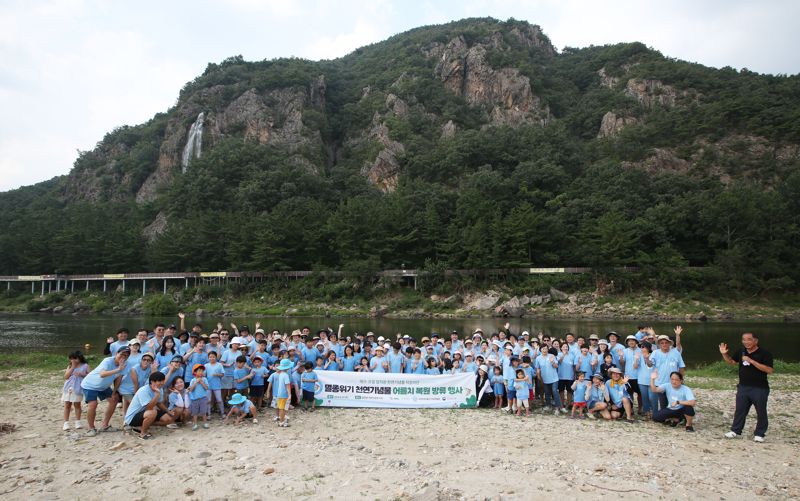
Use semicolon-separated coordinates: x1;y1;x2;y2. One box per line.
1;18;799;296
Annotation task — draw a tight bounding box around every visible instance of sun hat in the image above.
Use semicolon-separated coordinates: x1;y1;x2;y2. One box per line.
291;330;302;337
625;335;637;342
170;355;183;363
606;331;619;340
375;345;385;352
657;335;673;344
227;393;246;406
608;367;623;375
421;337;430;343
230;337;242;345
479;364;488;373
277;359;294;371
192;363;205;374
588;334;599;340
377;336;385;342
598;339;609;346
255;328;265;335
366;332;375;337
141;353;154;361
127;338;141;346
383;343;391;350
591;373;603;380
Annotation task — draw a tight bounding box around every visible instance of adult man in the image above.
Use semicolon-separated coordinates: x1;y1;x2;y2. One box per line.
123;372;174;439
81;347;131;436
104;328;129;356
720;333;773;442
649;334;685;411
145;324;167;354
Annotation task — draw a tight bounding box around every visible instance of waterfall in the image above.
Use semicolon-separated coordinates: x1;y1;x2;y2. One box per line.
181;112;204;173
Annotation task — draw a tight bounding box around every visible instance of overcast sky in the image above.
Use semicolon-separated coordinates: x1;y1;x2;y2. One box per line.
1;0;798;192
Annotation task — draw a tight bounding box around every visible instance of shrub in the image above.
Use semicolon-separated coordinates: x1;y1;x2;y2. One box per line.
143;295;178;316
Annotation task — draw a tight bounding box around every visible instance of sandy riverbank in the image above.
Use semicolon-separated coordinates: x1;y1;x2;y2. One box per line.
0;373;798;500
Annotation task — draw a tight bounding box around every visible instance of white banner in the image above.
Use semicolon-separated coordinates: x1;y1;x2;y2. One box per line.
313;371;477;408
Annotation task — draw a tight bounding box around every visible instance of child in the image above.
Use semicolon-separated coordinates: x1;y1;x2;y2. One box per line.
514;369;531;417
188;364;210;430
356;357;371;372
62;351;89;430
120;352;153;420
204;351;225;419
274;359;293;427
167;377;190;427
300;362;318;411
491;366;505;409
225;393;258;425
570;371;590;419
425;357;441;375
503;357;520;413
322;350;340;371
233;355;252;397
635;342;657;418
599;353;615;382
249;356;268;409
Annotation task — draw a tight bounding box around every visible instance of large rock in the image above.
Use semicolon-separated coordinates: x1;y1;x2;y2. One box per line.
624;78;686;108
597;111;639;138
462;291;500;310
549;287;569;302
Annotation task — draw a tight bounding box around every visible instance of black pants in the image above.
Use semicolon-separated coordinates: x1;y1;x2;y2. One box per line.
731;385;769;437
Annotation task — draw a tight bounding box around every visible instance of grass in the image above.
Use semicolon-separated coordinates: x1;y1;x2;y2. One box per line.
691;360;800;377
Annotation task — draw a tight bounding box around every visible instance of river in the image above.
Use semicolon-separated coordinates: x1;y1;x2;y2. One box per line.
0;314;796;366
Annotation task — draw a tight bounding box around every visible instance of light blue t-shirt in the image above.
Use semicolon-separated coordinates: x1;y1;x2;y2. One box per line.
220;349;239;377
124;385;163;425
651;349;686;386
623;347;641;378
342;356;358;372
251;366;268;386
557;352;575;380
425;367;441;375
514;379;530;397
386;351;405;373
637;355;654;386
659;383;695;410
204;362;224;390
370;356;386;373
232;399;253;415
535;354;559;384
608;343;625;366
81;357;122;391
575;352;596;377
274;372;291;398
188;377;208;400
301;346;321;365
573;380;589;403
406;358;425;374
233;367;250;390
120;363;151;395
184;351;209;381
301;370;318;392
605;380;629;406
109;340;129;356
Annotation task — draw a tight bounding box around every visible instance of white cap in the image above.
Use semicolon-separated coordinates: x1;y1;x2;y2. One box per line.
479;364;488;373
521;331;530;337
377;336;385;342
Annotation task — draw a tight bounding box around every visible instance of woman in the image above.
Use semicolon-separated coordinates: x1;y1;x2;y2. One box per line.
605;367;634;422
341;345;358;372
322;350;340;371
650;370;696;432
156;336;178;371
475;365;494;408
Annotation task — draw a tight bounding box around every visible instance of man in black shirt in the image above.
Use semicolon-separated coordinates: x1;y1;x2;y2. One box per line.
719;332;774;442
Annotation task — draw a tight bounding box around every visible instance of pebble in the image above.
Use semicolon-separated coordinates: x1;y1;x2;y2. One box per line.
263;467;275;475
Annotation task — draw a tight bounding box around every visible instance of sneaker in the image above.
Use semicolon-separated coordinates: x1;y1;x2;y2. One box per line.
252;418;258;424
85;428;97;437
202;423;209;429
123;425;132;432
192;424;199;431
685;426;695;432
280;420;290;427
587;413;596;420
166;423;179;429
724;431;741;439
754;435;765;443
273;416;280;422
62;422;70;431
543;406;552;412
559;407;568;414
553;409;560;416
73;421;82;429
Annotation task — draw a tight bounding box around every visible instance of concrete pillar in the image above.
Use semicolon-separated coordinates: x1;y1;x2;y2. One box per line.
103;280;107;292
184;278;188;289
163;279;167;294
31;281;35;294
142;279;146;297
71;281;74;293
122;280;126;293
85;280;89;291
41;281;44;296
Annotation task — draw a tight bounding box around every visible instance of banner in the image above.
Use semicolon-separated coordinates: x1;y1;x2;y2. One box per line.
313;371;477;408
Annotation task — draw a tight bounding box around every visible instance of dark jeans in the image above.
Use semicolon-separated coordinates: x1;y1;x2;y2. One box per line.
731;385;770;437
653;405;695;422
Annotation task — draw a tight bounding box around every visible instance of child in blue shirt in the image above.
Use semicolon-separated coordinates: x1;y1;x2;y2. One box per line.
491;366;505;409
570;371;590;419
273;359;293;427
514;369;531;417
300;362;318;411
225;392;258;425
187;365;209;430
166;376;190;425
204;351;225;419
249;356;268;409
233;355;252;396
425;358;440;375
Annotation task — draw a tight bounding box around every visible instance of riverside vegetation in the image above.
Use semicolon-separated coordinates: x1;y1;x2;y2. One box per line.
1;18;800;305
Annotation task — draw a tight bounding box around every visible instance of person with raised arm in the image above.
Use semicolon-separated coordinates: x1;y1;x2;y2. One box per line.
720;332;773;442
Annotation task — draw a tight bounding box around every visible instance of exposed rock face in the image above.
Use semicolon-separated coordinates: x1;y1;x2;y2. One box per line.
462;291;500;310
385;94;409;118
597;67;619;89
136;77;327;203
441;120;457;139
142;211;168;243
624;78;684;108
360;117;405;193
622;148;691;175
426;35;550;126
597;111;639;138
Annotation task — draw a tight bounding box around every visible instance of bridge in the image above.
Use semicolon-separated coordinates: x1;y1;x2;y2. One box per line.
0;268;598;296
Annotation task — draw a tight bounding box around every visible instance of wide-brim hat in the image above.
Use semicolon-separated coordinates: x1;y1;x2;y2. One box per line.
588;334;599;341
277;359;294;371
227;393;246;405
606;331;620;341
625;335;637;342
657;335;673;344
608;367;623;375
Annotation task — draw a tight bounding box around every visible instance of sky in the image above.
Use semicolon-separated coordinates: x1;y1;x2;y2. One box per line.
1;0;798;192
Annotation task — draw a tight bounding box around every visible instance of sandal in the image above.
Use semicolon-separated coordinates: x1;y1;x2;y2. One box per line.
138;433;153;440
98;425;116;432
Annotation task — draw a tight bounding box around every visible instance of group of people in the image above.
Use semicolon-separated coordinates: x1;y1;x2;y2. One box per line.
60;315;773;442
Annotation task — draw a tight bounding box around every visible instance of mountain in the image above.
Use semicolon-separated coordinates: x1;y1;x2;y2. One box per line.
1;17;799;294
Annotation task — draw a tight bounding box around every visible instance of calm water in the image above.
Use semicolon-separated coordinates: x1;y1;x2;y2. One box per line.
0;314;796;366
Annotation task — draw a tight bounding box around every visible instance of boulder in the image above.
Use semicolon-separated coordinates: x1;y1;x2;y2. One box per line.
549;287;569;302
462;292;500;310
52;306;64;314
369;305;389;318
195;308;206;316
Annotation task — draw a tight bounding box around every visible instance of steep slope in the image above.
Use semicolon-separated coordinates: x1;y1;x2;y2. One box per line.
1;17;799;294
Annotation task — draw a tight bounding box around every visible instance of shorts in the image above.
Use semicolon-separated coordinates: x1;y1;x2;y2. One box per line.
189;398;209;416
62;390;83;403
128;408;168;427
587;400;598;410
573;402;587;408
120;393;133;403
276;398;288;410
558;379;574;393
302;390;315;402
517;397;529;405
249;385;265;398
507;388;516;400
83;387;113;403
221;376;234;390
